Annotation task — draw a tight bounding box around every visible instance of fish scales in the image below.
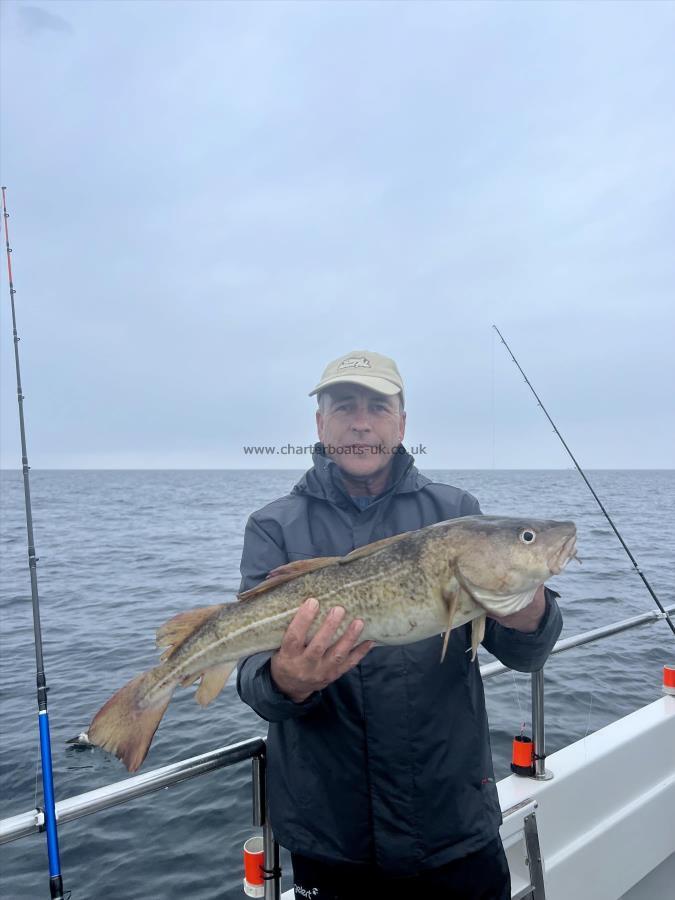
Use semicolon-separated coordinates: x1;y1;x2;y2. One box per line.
172;525;451;676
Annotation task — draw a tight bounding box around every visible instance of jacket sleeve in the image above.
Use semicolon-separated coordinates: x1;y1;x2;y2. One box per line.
461;492;482;517
236;513;323;721
481;587;563;672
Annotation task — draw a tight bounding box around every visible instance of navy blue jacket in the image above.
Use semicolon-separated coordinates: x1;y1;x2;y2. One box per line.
237;447;562;874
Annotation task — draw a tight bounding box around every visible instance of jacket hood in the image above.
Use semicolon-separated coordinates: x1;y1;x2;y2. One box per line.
292;443;431;506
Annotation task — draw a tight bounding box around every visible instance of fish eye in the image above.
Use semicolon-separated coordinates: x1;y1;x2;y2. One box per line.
519;529;536;544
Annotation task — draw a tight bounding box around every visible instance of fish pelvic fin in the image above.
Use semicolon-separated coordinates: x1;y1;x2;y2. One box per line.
453;566;486;661
88;669;176;772
156;604;224;661
470;613;486;662
440;581;460;663
194;661;237;707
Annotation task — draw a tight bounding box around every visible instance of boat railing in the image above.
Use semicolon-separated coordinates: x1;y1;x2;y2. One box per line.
483;602;675;779
0;737;281;900
1;602;673;896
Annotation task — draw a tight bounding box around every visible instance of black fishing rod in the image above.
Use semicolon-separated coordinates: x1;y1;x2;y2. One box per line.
492;323;675;638
2;186;66;898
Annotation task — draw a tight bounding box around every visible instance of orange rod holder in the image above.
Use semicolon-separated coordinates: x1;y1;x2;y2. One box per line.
664;665;675;696
511;735;535;776
243;835;265;897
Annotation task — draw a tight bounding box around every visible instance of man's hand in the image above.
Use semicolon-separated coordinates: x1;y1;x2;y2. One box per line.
488;584;547;633
270;597;375;703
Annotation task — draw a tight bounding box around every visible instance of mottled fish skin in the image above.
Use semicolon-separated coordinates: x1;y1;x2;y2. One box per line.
87;515;577;771
158;516;575;678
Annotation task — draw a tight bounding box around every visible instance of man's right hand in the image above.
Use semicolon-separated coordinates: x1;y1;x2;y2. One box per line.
270;597;375;703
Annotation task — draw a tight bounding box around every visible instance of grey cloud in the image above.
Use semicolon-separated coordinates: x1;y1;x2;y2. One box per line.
17;4;73;37
0;1;673;469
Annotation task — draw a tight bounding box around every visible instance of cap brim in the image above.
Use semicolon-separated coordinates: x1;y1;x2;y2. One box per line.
309;375;402;398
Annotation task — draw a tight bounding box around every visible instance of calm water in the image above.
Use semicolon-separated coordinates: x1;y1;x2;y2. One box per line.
1;469;673;900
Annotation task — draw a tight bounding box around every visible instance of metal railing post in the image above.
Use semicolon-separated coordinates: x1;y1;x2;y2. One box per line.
252;755;264;827
262;814;280;900
252;749;281;900
531;669;553;780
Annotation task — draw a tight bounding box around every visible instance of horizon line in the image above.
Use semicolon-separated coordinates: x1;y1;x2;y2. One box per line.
1;467;673;473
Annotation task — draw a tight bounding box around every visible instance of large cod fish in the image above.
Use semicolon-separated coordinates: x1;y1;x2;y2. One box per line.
88;515;577;771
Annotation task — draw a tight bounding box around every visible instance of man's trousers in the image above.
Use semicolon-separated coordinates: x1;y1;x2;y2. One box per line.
291;837;511;900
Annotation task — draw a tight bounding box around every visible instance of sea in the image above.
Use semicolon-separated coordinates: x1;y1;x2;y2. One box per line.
1;469;673;900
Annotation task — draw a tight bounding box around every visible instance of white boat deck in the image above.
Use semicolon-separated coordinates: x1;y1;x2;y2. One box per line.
499;694;675;899
281;693;675;899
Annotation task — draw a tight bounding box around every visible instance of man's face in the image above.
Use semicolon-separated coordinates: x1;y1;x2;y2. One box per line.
316;385;406;480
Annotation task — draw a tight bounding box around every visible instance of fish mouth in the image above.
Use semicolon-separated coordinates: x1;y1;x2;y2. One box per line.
548;532;579;575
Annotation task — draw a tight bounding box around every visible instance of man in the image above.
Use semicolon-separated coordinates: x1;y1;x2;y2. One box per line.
237;350;562;900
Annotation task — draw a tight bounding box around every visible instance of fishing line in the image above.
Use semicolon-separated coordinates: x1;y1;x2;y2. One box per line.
492;324;675;640
2;187;66;899
491;329;496;470
583;691;595;740
511;671;526;736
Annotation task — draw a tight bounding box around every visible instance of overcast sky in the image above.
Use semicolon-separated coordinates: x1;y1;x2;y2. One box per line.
0;0;673;470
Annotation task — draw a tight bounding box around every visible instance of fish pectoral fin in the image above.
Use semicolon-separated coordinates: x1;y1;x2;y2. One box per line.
156;605;224;659
194;662;236;707
237;557;339;601
440;582;460;663
340;531;412;565
470;613;486;662
454;566;479;605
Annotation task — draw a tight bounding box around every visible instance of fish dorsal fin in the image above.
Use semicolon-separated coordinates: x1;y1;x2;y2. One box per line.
339;531;413;565
237;556;339;602
156;604;223;660
265;557;339;580
237;533;413;603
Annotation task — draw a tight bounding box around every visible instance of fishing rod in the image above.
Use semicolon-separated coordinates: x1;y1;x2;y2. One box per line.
492;323;675;639
2;186;66;899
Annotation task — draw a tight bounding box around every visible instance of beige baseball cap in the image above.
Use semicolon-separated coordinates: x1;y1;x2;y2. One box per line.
309;350;405;406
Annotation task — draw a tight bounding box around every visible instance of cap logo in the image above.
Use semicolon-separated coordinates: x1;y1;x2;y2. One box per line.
338;356;371;370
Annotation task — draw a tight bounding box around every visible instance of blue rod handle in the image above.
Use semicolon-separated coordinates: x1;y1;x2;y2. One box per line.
38;711;62;880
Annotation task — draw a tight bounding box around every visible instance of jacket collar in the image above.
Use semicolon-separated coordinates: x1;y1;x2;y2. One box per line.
292;443;430;506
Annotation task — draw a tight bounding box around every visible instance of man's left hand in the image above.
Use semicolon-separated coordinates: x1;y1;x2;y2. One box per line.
487;584;547;633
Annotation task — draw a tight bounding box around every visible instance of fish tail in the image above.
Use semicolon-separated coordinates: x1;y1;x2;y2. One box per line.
88;668;176;772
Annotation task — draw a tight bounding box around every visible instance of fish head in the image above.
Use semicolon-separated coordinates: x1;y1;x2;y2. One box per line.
441;516;577;616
